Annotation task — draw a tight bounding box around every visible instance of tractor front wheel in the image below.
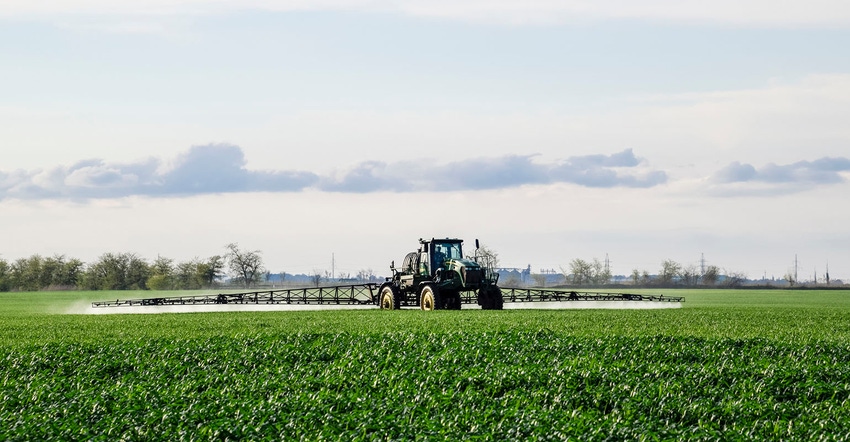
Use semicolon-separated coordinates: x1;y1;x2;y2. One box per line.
420;285;440;311
379;286;398;310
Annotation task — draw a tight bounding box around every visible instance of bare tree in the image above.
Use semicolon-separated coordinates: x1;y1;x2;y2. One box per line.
702;265;720;286
310;270;324;288
564;259;593;285
591;258;612;285
680;265;700;287
562;258;610;286
356;268;374;282
473;243;500;270
225;243;265;288
784;271;796;287
630;269;641;286
723;270;747;288
658;259;681;286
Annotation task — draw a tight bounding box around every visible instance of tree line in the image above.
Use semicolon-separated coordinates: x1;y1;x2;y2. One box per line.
0;244;755;292
547;257;747;288
0;243;265;292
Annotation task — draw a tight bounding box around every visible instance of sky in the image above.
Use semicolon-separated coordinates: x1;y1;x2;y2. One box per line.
2;0;850;282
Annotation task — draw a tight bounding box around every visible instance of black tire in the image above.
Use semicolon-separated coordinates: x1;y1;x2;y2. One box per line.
490;287;504;310
379;286;398;310
479;286;504;310
445;291;462;310
477;288;489;309
420;285;441;311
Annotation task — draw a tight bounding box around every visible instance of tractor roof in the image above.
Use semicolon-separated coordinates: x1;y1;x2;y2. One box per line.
420;237;463;245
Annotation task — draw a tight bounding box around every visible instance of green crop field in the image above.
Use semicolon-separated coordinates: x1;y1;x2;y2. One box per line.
2;289;849;440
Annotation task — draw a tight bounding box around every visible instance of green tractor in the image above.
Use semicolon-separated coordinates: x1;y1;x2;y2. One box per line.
377;238;504;310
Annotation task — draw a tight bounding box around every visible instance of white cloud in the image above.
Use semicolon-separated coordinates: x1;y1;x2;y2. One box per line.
2;0;850;27
0;145;670;201
65;165;129;188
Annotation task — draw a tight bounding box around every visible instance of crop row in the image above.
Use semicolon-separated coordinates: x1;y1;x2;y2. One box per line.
5;306;850;346
2;333;850;440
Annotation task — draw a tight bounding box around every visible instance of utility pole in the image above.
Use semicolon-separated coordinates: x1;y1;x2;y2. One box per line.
332;253;335;281
795;254;798;284
826;262;830;286
700;253;706;276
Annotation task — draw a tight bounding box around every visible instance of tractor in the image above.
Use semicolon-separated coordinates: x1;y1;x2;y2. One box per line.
376;238;504;310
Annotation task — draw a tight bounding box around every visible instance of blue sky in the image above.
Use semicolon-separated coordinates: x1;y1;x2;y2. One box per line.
2;1;850;281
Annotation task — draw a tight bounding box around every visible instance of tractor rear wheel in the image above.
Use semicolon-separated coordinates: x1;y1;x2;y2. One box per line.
379;286;399;310
420;285;440;311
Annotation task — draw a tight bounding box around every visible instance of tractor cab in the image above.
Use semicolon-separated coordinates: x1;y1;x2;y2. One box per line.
421;238;463;277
